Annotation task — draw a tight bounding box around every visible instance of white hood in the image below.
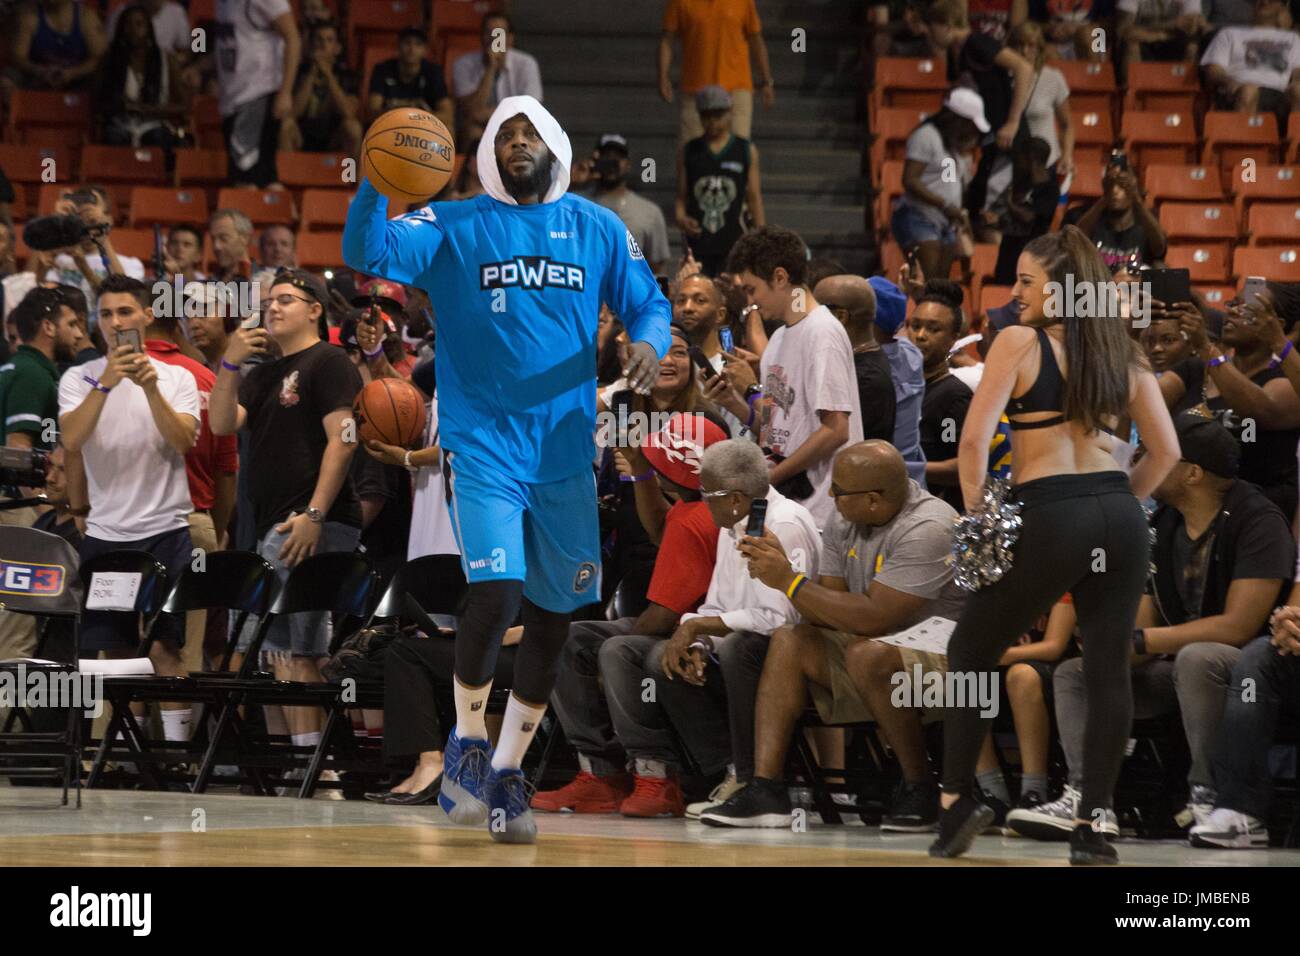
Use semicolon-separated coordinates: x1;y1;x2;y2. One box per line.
477;95;572;205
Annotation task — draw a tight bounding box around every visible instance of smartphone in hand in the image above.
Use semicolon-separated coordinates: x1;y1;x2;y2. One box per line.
689;345;718;382
115;329;142;353
1243;275;1268;310
745;497;768;537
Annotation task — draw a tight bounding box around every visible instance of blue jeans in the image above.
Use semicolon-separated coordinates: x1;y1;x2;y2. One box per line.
235;521;362;657
1212;636;1300;820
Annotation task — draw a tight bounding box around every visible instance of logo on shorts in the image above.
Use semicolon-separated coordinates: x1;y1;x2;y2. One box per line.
573;561;597;593
468;547;507;574
626;230;644;261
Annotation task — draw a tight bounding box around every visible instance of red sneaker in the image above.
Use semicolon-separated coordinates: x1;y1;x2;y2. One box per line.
531;771;631;813
619;775;686;818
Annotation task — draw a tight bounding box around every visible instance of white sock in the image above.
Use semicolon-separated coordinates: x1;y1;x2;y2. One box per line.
160;708;193;743
490;695;546;771
453;678;491;741
291;732;322;749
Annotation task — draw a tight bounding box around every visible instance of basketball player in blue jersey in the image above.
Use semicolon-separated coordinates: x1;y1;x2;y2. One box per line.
343;96;671;843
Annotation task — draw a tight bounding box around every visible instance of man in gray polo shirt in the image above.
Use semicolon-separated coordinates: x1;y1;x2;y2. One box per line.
699;439;965;828
572;133;671;276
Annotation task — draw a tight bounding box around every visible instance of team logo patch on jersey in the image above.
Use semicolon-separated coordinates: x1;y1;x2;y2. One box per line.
0;559;66;597
626;230;644;261
573;562;597;593
480;257;586;292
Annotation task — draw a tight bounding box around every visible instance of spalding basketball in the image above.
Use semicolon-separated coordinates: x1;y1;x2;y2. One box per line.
353;378;427;449
360;109;456;203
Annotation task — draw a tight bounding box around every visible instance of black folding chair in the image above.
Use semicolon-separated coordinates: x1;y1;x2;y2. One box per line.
86;550;280;791
0;527;85;805
191;551;376;795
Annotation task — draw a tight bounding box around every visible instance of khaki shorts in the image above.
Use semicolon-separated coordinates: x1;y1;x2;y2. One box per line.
808;628;949;725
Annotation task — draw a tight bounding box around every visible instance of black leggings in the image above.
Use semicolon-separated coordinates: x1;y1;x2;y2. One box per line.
941;471;1149;821
454;579;572;704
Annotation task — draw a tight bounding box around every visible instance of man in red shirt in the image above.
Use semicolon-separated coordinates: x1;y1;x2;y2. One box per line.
533;412;727;816
146;296;240;683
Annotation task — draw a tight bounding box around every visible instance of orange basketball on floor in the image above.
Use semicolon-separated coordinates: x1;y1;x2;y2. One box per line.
360;108;456;204
353;378;427;449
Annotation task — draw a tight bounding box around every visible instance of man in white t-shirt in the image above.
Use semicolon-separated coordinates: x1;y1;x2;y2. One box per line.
58;274;200;744
1201;0;1300;126
43;187;145;334
215;0;300;186
452;12;543;137
722;226;863;529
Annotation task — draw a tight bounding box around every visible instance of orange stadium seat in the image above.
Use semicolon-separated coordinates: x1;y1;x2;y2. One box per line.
1232;165;1300;220
1246;203;1300;246
190;95;225;149
81;145;167;186
1202;112;1280;181
295;231;347;269
1123;61;1200;116
215;188;297;227
174;147;228;210
978;284;1014;318
109;228;160;262
1069;108;1114;165
300;189;354;231
348;0;424;66
1143;164;1224;207
1233;246;1300;283
872;57;948;113
1288;113;1300;163
7;89;91;145
1158;202;1238;248
870;108;933;184
1121;111;1197;172
0;145;76;215
360;42;393;116
1065;160;1105;203
128;187;210;229
1055;60;1117;117
1166;244;1231;283
189;0;216;23
279;153;351;190
876;159;904;236
432;0;498;62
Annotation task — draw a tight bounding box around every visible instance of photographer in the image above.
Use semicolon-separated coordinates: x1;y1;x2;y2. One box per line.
58;274;199;743
1072;155;1167;272
44;186;146;319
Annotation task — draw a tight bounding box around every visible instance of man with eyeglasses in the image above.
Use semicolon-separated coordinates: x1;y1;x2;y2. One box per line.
210;268;363;755
699;440;967;829
596;438;821;819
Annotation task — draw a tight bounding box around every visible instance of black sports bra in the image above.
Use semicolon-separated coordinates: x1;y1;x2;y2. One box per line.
1006;327;1065;431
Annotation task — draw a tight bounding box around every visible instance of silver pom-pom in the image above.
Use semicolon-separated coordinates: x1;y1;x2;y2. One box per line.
950;478;1024;591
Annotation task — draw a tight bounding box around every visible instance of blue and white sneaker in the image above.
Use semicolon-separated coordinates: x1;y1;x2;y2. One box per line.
485;766;537;844
437;728;492;826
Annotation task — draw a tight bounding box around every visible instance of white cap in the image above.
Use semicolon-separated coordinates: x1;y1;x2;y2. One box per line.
944;87;990;134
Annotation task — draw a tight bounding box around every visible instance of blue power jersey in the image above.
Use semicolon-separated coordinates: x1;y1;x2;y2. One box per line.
343;179;672;484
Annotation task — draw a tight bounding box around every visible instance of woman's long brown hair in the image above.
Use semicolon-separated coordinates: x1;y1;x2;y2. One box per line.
1023;225;1142;433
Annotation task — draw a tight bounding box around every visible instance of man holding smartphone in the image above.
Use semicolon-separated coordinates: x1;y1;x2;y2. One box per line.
58;274;200;744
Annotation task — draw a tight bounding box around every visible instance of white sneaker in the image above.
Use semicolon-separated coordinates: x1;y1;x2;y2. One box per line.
1189;807;1268;849
1005;785;1119;841
686;772;742;820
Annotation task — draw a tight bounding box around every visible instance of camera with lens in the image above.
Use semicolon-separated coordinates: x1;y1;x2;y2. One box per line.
0;447;50;489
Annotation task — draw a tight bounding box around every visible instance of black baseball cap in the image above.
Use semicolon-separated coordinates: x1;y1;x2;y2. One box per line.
271;268;329;314
596;134;629;154
1174;411;1240;479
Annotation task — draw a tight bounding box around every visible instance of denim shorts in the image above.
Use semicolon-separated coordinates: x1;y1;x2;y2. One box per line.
890;200;956;249
234;520;362;657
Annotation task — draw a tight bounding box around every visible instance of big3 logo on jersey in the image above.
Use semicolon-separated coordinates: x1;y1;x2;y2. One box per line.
0;560;65;597
480;257;586;292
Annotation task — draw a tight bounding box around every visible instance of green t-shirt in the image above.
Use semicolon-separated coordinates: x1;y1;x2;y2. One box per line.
0;344;59;449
